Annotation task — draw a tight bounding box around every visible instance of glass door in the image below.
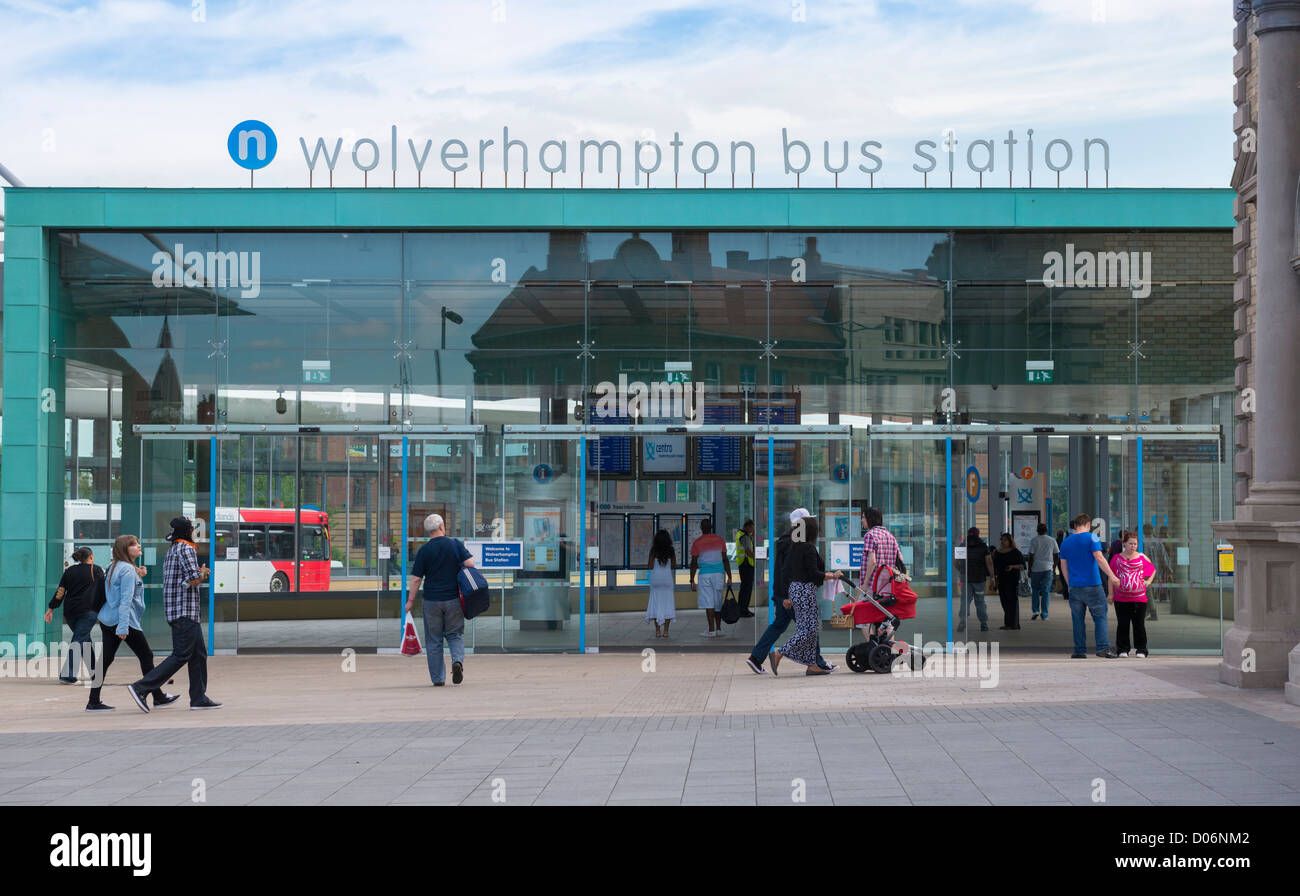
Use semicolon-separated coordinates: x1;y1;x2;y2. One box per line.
1130;431;1226;653
136;434;224;650
753;423;854;657
499;426;590;652
869;429;963;650
389;431;479;650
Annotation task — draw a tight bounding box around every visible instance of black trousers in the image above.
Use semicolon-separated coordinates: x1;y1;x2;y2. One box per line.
134;617;207;705
738;563;754;613
1114;601;1149;654
998;574;1020;627
90;624;164;704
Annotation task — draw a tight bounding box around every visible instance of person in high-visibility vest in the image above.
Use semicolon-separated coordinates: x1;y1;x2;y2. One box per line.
735;519;756;618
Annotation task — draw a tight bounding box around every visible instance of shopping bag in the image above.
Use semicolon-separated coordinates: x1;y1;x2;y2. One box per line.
400;610;423;656
822;577;847;603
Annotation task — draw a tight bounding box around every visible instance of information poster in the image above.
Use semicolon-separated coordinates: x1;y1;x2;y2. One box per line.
659;514;685;565
628;514;657;567
522;505;563;573
1011;511;1040;554
752;397;800;475
694;396;744;478
599;513;627;570
824;506;856;542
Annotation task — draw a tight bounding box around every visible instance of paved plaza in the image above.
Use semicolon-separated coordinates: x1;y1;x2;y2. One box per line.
1;652;1297;805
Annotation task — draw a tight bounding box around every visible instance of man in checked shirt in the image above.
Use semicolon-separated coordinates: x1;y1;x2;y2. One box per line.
126;517;221;712
860;506;905;596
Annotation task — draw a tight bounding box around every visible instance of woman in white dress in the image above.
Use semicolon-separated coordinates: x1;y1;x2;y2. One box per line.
646;529;677;638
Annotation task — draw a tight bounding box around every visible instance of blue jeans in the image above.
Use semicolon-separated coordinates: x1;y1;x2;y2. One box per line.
959;581;989;629
60;611;98;683
1030;570;1053;617
422;598;465;684
1068;585;1110;654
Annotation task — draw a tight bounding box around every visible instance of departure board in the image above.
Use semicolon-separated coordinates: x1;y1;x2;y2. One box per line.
752;398;800;475
694;397;745;478
586;407;633;476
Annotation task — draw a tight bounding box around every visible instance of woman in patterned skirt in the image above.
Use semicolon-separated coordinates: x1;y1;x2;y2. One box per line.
770;516;842;676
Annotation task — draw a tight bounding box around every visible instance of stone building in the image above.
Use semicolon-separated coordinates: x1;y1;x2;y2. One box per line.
1216;0;1300;702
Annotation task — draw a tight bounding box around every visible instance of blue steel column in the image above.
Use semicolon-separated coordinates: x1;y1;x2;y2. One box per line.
401;436;408;640
945;437;954;646
579;435;586;653
767;436;775;623
1136;437;1144;552
208;436;216;655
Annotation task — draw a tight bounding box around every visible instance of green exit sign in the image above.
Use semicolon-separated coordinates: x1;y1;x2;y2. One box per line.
1026;360;1054;383
302;360;331;384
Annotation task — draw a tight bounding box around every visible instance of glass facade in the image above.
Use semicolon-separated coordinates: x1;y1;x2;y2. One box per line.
16;219;1235;654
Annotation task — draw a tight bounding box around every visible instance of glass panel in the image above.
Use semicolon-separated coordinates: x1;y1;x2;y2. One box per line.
754;430;854;663
500;435;584;651
136;437;219;650
869;433;956;651
402;437;480;649
1136;436;1225;652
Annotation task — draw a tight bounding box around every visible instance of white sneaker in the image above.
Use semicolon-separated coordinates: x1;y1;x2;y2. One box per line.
1135;652;1147;658
1118;651;1128;658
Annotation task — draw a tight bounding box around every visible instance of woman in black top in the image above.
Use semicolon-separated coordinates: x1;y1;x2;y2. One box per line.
770;517;843;676
992;533;1025;629
44;548;103;685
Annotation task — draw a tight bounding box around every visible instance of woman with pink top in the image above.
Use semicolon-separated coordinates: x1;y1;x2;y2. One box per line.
1109;531;1157;657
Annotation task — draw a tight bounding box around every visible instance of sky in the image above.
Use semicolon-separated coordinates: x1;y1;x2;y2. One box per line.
0;0;1236;213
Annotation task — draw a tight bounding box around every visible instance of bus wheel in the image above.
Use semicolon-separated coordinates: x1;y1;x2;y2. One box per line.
270;572;290;593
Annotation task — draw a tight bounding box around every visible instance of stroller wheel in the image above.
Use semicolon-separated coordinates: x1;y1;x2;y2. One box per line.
845;643;872;673
868;643;894;674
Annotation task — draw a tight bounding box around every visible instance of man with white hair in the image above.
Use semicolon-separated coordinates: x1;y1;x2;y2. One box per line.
406;512;476;686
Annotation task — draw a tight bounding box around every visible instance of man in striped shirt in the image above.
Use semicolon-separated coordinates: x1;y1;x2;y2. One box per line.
126;517;222;713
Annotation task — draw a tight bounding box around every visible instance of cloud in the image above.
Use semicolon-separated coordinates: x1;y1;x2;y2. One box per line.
0;0;1232;207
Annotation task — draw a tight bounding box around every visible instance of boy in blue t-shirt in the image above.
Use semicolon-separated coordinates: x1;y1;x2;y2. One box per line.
1058;514;1121;659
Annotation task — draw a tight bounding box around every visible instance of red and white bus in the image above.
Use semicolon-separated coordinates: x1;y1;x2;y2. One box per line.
213;506;332;593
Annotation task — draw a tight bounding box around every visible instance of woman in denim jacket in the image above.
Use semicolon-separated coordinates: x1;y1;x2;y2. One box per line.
86;534;176;712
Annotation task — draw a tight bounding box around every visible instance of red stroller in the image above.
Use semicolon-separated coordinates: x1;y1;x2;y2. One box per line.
839;567;925;674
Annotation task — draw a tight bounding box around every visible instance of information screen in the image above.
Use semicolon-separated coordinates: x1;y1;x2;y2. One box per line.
694;396;745;479
752;397;800;475
586;401;633;476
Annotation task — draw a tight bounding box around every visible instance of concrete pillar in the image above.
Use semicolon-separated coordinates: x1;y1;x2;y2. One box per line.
1068;436;1083;522
1214;1;1300;695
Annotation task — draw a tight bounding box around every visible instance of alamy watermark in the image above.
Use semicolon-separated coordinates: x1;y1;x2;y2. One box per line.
1;636;104;686
1042;243;1152;298
591;374;706;421
152;243;262;298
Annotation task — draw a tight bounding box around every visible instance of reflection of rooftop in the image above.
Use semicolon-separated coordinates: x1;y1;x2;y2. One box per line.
469;233;947;356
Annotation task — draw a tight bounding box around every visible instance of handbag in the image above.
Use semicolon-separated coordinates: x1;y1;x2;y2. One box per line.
985;575;998;595
829;608;855;629
1017;570;1031;598
91;566;108;613
719;585;740;625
